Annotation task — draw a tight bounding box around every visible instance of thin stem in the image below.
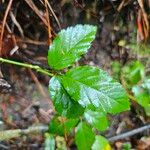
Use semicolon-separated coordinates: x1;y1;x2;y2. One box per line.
0;57;54;77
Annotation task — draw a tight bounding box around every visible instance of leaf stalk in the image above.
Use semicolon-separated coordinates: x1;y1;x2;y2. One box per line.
0;57;54;77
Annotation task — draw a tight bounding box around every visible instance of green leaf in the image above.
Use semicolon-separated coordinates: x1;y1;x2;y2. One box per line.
92;135;111;150
48;24;97;70
75;122;95;150
61;66;130;114
111;61;121;80
44;133;55;150
49;76;84;118
142;78;150;91
144;106;150;116
122;142;132;150
84;109;108;131
129;43;150;55
132;86;150;107
122;61;145;85
132;79;150;107
49;117;78;136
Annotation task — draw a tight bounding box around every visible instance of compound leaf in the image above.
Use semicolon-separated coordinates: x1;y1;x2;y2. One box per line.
48;25;97;70
61;66;130;114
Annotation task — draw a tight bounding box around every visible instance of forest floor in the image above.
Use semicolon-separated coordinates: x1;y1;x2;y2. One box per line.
0;0;150;149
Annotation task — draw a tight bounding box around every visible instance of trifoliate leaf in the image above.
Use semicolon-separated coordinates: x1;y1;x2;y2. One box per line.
48;25;97;70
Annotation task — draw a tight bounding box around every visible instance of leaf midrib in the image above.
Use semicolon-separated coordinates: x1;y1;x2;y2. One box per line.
64;76;127;110
49;31;93;69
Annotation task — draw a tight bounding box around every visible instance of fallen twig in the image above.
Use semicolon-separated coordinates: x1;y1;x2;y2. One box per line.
44;0;52;44
41;0;61;30
0;144;9;150
9;11;24;38
108;124;150;142
0;125;48;141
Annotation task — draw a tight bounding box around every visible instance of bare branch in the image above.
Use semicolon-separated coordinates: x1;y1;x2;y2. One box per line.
108;124;150;142
0;125;48;141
